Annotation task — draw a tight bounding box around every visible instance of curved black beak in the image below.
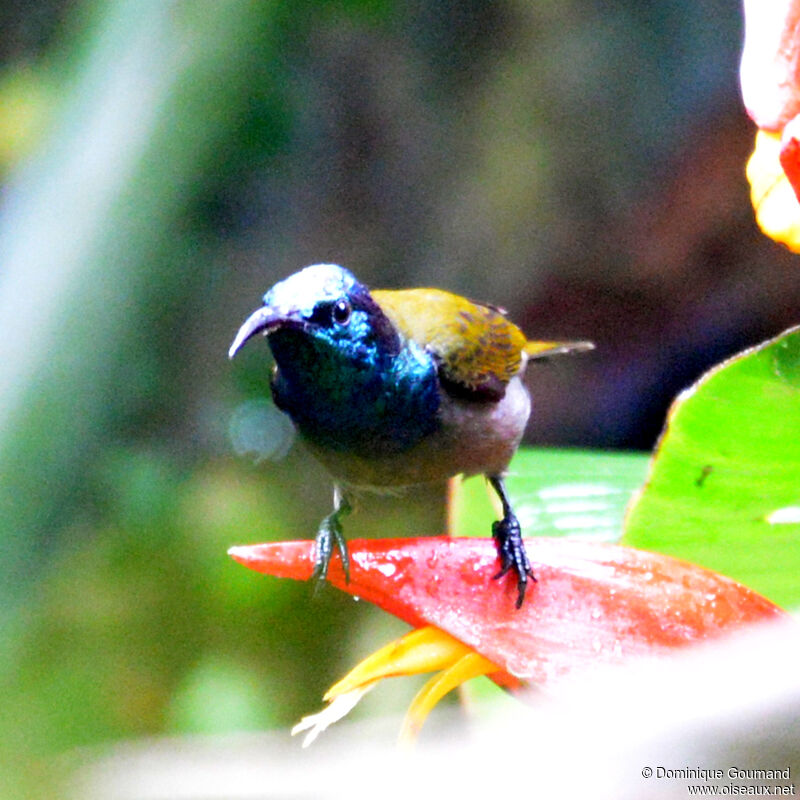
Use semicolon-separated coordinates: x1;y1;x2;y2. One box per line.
228;306;285;360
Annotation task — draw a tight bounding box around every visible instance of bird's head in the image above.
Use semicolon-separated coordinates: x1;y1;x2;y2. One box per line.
229;264;400;367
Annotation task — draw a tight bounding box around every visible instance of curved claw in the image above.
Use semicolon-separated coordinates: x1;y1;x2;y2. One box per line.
312;493;352;587
492;516;536;608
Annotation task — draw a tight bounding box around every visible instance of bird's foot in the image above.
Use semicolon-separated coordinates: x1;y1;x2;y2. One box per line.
492;514;536;609
311;497;352;587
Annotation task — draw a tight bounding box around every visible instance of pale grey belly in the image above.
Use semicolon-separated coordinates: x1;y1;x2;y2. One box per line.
303;376;531;491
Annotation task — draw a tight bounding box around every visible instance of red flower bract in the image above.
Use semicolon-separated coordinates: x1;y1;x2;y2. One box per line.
781;116;800;200
229;537;785;685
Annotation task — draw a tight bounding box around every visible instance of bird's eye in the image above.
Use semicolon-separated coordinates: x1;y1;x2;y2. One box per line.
332;298;352;325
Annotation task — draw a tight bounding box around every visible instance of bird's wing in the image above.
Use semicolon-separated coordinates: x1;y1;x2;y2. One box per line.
374;288;595;402
372;288;529;401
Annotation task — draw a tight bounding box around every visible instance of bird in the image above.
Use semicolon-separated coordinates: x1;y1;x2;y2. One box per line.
229;264;593;607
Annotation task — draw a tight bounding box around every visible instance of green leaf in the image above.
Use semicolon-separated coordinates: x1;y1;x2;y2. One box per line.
623;325;800;609
452;447;649;542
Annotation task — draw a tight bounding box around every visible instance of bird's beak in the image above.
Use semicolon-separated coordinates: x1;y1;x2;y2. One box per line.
228;305;287;360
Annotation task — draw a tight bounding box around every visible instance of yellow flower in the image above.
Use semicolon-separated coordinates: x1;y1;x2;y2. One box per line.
291;626;499;747
746;129;800;252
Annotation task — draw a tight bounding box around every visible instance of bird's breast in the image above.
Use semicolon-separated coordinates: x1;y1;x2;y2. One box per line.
268;330;441;456
304;375;532;491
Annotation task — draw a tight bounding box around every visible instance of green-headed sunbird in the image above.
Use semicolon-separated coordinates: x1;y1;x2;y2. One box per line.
229;264;593;607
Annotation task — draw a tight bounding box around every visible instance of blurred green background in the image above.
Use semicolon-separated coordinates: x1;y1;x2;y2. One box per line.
1;0;799;794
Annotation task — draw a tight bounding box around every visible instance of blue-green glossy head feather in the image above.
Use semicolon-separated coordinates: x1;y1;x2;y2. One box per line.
263;263;358;321
229;264;440;454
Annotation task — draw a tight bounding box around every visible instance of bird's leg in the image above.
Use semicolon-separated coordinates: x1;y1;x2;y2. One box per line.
488;475;536;608
312;485;352;586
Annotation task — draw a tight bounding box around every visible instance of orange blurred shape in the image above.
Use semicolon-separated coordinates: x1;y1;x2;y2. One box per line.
741;0;800;131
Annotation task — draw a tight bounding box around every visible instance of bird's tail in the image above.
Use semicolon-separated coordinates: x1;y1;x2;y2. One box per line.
524;340;595;360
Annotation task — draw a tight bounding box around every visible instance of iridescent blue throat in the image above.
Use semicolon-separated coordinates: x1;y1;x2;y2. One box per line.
268;325;441;455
